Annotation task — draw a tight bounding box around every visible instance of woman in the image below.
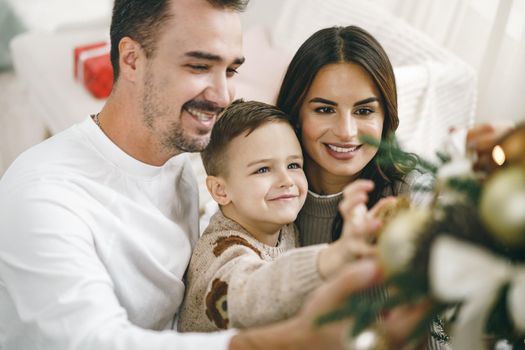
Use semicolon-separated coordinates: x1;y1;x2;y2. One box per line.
276;25;431;246
277;25;444;349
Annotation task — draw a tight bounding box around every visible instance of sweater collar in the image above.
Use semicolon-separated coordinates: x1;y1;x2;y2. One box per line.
300;190;343;218
208;210;292;254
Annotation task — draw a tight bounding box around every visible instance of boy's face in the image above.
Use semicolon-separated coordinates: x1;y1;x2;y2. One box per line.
220;121;308;238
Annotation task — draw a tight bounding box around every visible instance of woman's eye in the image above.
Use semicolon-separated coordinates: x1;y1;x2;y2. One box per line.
314;106;335;114
355;108;374;116
288;162;302;169
255;167;270;174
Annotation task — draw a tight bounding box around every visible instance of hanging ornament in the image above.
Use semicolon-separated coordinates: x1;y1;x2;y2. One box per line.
480;165;525;247
377;208;431;276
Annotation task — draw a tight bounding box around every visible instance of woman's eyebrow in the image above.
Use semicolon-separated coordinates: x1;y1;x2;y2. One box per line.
309;96;380;106
354;97;379;106
308;97;337;105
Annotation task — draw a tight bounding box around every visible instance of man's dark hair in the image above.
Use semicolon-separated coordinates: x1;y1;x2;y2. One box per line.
110;0;248;81
201;99;293;177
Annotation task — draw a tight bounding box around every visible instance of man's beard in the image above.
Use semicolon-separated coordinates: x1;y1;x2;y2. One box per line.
162;119;210;153
141;74;222;154
169;99;223;152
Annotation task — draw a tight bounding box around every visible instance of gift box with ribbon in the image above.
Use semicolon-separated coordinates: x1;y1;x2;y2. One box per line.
74;42;113;99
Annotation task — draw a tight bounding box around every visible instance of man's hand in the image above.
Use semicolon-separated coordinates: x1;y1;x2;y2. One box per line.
230;260;433;350
229;260;381;350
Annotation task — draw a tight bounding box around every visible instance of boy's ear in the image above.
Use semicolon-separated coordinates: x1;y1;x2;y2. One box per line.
206;176;231;206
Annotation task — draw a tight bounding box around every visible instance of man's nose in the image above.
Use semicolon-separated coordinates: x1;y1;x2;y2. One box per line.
204;74;232;108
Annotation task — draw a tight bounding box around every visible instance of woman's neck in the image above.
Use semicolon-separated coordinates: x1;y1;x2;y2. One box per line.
304;160;358;195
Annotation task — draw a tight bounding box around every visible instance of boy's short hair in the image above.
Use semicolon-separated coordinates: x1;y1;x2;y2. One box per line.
201;99;293;177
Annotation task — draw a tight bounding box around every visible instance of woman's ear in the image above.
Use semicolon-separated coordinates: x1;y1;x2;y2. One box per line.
206;176;231;206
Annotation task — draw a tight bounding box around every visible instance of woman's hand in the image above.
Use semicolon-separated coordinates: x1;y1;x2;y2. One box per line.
466;122;513;171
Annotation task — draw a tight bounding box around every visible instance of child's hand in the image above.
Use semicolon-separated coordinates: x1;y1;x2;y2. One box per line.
338;180;373;239
317;180;392;279
338;180;396;243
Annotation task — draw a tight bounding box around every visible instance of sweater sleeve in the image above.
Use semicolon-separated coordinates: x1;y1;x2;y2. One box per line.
227;244;325;329
406;170;435;207
178;228;326;331
0;183;234;350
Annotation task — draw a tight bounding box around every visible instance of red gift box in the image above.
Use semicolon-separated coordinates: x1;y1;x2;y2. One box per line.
74;42;113;99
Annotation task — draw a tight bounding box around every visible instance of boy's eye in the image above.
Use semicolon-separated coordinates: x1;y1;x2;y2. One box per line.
255;167;269;174
314;106;335;114
288;162;302;169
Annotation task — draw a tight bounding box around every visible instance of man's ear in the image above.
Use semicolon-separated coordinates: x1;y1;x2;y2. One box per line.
206;176;231;206
118;37;143;83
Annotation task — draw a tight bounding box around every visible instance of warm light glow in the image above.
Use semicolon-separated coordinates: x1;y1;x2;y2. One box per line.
492;145;506;166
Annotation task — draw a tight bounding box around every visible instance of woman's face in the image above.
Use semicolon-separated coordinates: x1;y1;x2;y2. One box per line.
299;62;385;193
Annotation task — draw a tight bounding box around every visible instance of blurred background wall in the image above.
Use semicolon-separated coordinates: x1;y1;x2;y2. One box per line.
242;0;525;124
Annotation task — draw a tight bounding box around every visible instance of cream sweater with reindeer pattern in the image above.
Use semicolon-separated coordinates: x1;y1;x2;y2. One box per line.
177;210;325;332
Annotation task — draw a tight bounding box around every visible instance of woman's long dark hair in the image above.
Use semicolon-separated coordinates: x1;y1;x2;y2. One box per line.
276;26;419;241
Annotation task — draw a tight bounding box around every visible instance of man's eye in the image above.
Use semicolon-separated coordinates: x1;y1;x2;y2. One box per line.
314;106;334;114
255;167;269;174
288;163;302;169
188;64;209;71
226;67;239;77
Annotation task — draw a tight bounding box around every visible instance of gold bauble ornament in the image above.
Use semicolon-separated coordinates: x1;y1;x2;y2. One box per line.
480;166;525;246
377;208;431;277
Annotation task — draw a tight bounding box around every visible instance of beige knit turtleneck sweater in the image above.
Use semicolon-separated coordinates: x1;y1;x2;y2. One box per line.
297;170;434;246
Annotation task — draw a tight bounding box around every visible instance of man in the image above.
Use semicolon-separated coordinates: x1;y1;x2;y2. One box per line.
0;0;382;349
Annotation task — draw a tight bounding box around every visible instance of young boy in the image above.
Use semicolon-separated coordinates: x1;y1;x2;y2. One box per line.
177;100;374;332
